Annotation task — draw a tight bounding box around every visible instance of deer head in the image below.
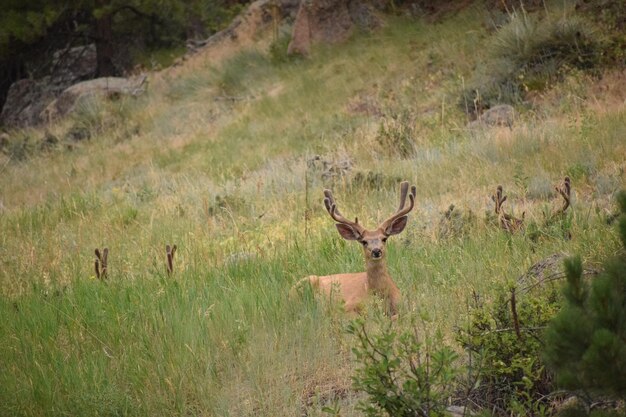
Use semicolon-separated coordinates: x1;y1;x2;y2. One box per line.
323;181;416;262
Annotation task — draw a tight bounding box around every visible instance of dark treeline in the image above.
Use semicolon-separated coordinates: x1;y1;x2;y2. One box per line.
0;0;249;110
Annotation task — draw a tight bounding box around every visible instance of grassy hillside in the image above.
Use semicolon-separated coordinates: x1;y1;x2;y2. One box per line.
1;4;625;416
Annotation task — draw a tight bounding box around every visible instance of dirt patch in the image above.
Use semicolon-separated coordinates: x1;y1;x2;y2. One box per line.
529;69;626;115
586;69;626;114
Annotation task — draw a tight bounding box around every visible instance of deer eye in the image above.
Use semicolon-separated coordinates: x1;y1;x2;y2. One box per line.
382;237;388;243
360;240;368;246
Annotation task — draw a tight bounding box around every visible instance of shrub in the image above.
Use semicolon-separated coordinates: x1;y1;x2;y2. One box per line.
269;33;292;65
462;11;604;113
376;110;417;158
543;191;626;399
1;131;34;161
348;318;458;417
456;283;561;414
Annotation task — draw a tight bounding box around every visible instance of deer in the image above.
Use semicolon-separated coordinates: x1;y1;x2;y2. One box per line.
492;185;525;233
298;181;416;318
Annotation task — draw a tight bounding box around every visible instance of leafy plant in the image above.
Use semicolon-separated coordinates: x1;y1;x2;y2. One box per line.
348;317;458;417
456;284;560;414
544;191;626;399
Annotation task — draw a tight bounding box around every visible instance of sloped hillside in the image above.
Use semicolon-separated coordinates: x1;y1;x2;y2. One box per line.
0;2;625;416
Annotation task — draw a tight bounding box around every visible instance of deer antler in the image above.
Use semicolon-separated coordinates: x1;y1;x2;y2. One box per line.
379;181;416;233
166;244;177;275
95;248;109;280
554;176;571;215
323;189;366;235
492;185;507;215
491;185;524;233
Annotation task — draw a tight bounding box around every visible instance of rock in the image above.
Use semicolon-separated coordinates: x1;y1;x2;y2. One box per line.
481;104;516;127
0;79;57;128
50;44;97;85
447;406;471;417
1;44;97;128
518;253;569;287
186;0;300;56
467;104;516;130
288;0;383;56
42;75;147;122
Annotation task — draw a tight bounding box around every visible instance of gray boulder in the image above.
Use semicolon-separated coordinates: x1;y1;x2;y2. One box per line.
0;79;57;128
1;44;97;128
468;104;516;129
42;75;147;122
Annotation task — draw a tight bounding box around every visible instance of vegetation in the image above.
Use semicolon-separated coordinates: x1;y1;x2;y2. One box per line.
0;0;246;109
463;8;606;113
544;192;626;401
457;283;560;414
348;317;458;417
0;2;625;416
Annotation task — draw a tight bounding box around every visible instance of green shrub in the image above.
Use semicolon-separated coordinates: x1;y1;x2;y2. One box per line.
544;191;626;399
376;110;416;158
269;33;292;65
348;317;458;417
456;283;561;414
462;11;604;113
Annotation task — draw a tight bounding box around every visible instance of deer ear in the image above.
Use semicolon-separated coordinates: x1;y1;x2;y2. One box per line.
335;223;361;240
385;216;408;236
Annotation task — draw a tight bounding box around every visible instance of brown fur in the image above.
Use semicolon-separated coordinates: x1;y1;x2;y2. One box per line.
297;182;415;318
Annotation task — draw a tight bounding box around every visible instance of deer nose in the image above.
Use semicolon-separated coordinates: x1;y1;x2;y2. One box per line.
371;248;382;258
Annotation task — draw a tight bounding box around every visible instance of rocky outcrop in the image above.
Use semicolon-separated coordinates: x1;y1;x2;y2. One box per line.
182;0;300;59
42;76;147;122
287;0;384;56
0;79;57;128
1;44;97;128
49;44;97;86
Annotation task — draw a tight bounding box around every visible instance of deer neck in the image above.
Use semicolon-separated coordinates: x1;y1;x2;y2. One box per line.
366;260;391;289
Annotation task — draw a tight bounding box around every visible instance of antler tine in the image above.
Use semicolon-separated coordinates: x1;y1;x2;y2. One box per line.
555;176;571;213
379;181;416;231
323;189;365;233
94;248;101;280
492;185;507;214
397;181;409;212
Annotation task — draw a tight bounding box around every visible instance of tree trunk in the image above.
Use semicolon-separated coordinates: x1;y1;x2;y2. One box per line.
95;9;115;77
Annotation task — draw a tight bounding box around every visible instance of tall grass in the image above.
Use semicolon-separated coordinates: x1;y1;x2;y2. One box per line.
1;5;625;416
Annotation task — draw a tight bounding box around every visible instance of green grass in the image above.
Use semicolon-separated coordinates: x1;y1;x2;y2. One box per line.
1;5;626;416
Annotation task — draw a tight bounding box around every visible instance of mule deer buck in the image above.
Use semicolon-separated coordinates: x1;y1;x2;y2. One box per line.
299;181;416;317
492;185;525;233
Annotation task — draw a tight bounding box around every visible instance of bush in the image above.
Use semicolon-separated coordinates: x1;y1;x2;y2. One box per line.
543;192;626;399
348;318;458;417
462;11;604;113
269;33;292;65
376;110;417;158
456;283;561;414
